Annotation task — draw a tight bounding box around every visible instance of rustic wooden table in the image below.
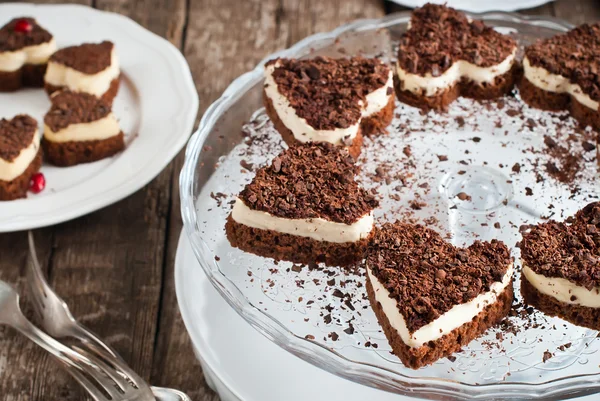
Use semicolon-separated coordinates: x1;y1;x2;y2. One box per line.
0;0;598;399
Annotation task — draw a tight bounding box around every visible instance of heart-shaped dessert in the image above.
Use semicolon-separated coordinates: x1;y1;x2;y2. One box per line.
45;41;120;105
226;142;379;267
395;3;518;111
365;222;513;369
0;17;56;91
43;90;124;167
519;23;600;133
263;56;394;158
520;201;600;330
0;115;42;201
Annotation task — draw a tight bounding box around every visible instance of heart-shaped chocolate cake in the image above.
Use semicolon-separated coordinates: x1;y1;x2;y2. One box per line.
263;56;394;158
520;201;600;330
395;3;518;110
0;17;56;91
365;222;513;369
45;41;121;105
0;114;42;200
42;90;124;167
519;23;600;133
226;142;379;267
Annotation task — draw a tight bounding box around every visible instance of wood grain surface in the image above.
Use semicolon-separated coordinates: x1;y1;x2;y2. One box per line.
0;0;597;399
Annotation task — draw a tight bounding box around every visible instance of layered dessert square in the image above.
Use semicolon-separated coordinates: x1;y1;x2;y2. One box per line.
225;142;379;267
365;222;513;369
0;115;42;200
0;17;56;91
520;202;600;331
44;41;120;104
395;4;518;111
519;23;600;132
42;90;124;166
263;56;394;158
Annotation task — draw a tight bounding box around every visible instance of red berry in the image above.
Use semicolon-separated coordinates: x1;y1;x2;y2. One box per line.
29;173;45;194
14;19;33;33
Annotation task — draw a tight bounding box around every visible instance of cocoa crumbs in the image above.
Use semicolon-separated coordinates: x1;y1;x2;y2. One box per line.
239;142;378;224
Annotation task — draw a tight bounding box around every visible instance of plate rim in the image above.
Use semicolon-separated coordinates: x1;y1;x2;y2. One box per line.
178;10;599;400
0;3;199;232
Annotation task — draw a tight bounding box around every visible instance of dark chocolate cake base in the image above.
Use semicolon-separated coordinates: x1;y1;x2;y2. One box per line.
394;64;520;111
521;275;600;331
360;95;395;137
518;76;600;131
264;90;364;159
367;276;513;369
225;215;370;267
0;148;43;201
42;132;125;167
45;76;121;105
0;63;47;92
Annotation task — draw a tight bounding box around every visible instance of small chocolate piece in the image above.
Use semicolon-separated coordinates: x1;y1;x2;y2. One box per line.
0;18;52;52
44;91;112;132
238;142;378;224
50;41;114;74
0;115;37;162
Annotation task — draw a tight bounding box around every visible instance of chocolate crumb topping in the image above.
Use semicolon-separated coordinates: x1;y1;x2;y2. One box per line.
397;4;516;76
238;142;378;224
50;41;114;74
44;91;112;132
366;222;512;333
525;23;600;102
266;56;390;130
521;202;600;290
0;115;37;162
0;18;53;52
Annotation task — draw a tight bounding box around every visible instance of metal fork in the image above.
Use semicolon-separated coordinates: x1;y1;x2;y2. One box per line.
0;279;151;401
26;232;191;401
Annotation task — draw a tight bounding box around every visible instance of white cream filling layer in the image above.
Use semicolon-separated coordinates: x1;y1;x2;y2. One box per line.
0;38;56;72
264;62;393;146
231;197;373;243
522;264;600;308
0;129;39;181
396;48;517;97
43;113;121;143
523;57;599;111
45;47;119;97
368;264;513;348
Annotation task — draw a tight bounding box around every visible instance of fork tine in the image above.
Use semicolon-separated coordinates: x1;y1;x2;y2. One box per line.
66;364;110;401
73;345;129;393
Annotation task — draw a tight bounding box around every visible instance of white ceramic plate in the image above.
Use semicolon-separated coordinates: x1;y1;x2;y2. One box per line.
388;0;554;12
0;3;198;232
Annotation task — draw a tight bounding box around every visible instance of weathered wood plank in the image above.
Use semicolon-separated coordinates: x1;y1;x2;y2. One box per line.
152;0;385;399
0;0;185;399
553;0;600;24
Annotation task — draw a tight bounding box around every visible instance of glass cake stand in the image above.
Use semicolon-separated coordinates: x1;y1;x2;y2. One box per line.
180;11;600;400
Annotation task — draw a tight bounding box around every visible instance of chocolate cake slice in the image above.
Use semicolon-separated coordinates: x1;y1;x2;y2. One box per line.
45;41;120;104
0;115;42;200
226;142;379;267
42;90;124;166
365;222;513;369
0;17;56;91
264;56;394;158
395;4;518;110
519;23;600;134
520;202;600;331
